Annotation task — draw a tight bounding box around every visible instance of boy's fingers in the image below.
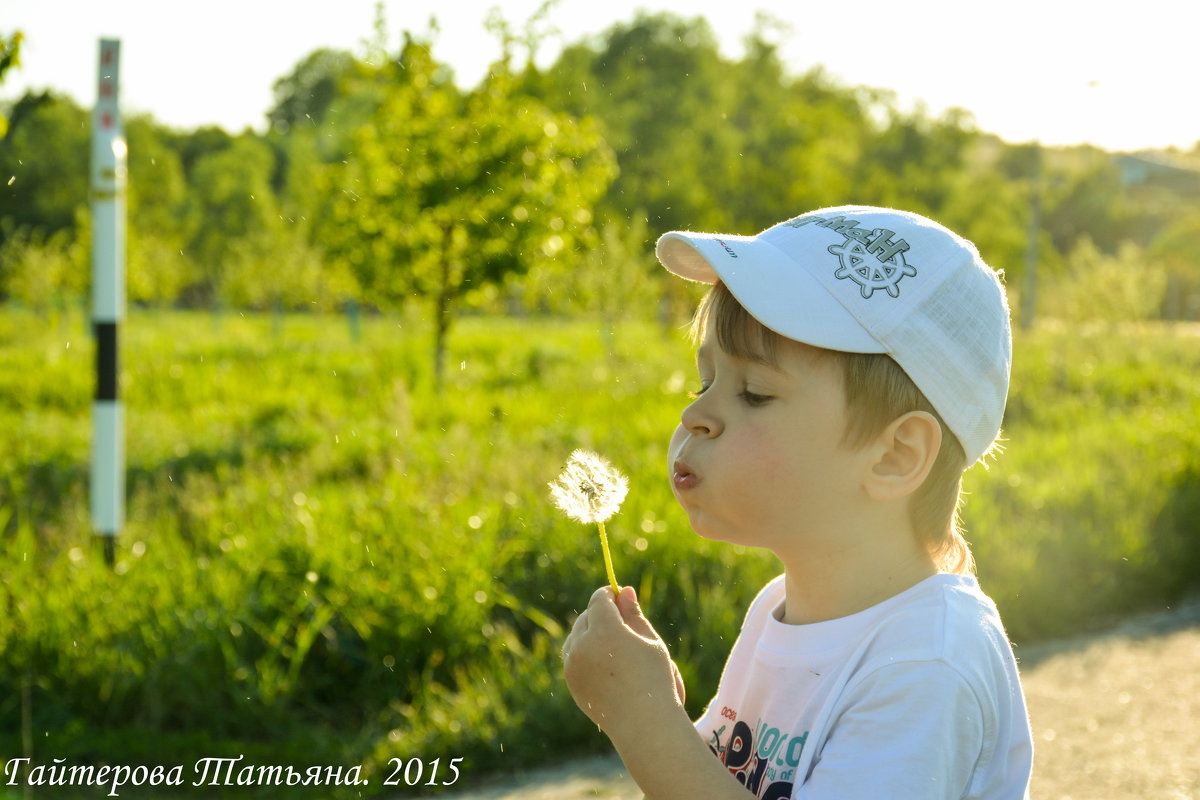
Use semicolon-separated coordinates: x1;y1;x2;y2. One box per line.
584;585;624;629
616;585;658;640
581;586;662;644
589;584;617;606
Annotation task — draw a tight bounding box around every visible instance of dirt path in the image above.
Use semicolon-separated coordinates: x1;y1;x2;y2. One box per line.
441;596;1200;800
1018;598;1200;799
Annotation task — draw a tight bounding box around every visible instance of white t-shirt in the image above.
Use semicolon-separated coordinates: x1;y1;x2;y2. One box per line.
693;573;1033;799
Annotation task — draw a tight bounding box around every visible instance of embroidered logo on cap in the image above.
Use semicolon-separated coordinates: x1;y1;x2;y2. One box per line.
715;239;738;259
787;213;918;299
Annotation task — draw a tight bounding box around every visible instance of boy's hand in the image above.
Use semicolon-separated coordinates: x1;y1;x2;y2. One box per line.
562;588;755;800
562;585;686;737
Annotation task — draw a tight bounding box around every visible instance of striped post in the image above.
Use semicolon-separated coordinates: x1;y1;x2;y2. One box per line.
91;39;126;565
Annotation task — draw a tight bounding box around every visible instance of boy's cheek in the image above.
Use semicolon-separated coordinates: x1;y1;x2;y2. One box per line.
668;424;687;461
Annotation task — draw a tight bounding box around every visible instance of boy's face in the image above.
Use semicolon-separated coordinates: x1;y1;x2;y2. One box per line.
669;325;869;555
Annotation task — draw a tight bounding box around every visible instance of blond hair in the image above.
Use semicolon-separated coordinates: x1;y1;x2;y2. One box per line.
690;282;974;575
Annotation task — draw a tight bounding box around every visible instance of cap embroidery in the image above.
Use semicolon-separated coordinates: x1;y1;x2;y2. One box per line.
788;213;918;299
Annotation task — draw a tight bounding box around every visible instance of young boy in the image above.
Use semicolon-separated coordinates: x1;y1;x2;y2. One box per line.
561;206;1034;799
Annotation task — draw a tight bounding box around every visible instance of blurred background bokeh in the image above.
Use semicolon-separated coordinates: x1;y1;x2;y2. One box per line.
1;1;1198;796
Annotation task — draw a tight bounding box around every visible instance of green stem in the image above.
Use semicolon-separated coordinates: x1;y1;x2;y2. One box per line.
598;520;619;597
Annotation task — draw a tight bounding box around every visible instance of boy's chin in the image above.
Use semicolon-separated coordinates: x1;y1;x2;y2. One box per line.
686;514;771;551
685;515;736;545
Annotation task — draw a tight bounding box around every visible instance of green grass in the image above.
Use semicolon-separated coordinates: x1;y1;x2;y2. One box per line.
967;323;1200;640
1;307;1198;796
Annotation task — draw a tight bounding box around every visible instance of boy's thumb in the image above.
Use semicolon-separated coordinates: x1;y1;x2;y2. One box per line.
616;586;654;638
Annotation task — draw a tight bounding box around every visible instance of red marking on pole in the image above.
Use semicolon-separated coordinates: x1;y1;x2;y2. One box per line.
103;47;114;65
100;82;114;98
101;112;113;129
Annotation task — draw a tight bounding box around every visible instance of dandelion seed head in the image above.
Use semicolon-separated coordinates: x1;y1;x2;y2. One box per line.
549;449;629;524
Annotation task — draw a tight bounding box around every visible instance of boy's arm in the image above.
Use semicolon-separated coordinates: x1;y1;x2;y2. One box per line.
562;586;754;800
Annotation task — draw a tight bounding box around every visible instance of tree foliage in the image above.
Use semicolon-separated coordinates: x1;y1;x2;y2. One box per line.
0;10;1197;322
0;92;89;238
318;36;616;382
0;30;21;138
267;48;356;134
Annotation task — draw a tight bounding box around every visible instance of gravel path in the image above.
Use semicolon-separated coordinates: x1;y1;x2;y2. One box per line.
443;597;1200;800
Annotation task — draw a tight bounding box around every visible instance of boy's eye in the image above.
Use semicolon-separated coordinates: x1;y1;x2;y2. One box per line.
739;390;772;407
689;383;710;399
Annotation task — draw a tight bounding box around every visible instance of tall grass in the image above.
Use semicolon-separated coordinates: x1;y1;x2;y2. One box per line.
967;322;1200;639
1;307;1197;795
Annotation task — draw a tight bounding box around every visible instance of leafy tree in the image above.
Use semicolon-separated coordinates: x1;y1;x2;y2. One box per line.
526;12;735;233
720;43;869;228
939;167;1034;279
125;115;195;305
220;221;357;311
267;48;356;134
318;36;616;383
1041;149;1134;255
0;91;89;242
164;125;235;181
1046;236;1166;324
126;231;195;307
184;134;280;303
1151;211;1200;319
0;215;86;308
938;139;1051;291
126;116;190;236
269;52;393;227
0;30;22;138
521;215;660;321
854;103;978;215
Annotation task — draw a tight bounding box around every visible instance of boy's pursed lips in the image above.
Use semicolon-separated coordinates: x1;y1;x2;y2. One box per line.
672;458;699;491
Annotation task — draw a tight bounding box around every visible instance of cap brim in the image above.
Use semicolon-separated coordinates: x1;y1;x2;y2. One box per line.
656;231;886;354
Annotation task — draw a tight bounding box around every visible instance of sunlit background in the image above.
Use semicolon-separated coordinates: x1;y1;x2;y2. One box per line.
1;2;1198;799
6;0;1200;152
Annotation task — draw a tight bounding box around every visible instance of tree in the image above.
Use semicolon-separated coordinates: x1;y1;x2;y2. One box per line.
853;103;979;215
0;30;22;139
1040;151;1134;255
0;90;90;304
164;125;235;181
720;34;869;229
0;91;89;243
524;12;881;234
526;12;733;234
1151;211;1200;319
184;134;281;304
125;115;195;305
267;48;356;134
1046;236;1167;324
0;218;86;308
318;37;616;384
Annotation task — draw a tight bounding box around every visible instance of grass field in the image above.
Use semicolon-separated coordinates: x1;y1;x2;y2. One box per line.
1;305;1198;796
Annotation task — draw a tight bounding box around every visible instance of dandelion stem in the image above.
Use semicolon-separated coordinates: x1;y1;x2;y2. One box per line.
598;520;619;598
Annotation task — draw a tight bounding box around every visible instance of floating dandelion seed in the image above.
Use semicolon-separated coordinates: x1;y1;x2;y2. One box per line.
549;449;629;596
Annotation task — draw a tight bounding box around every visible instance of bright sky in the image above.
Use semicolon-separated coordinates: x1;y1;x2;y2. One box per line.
3;0;1198;153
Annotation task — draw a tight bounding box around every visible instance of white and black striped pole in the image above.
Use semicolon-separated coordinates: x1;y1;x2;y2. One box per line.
91;38;126;566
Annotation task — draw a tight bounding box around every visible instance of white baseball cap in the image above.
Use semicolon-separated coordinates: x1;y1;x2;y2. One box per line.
656;205;1012;465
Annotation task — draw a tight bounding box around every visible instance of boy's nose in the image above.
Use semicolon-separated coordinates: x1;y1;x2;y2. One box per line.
681;395;722;437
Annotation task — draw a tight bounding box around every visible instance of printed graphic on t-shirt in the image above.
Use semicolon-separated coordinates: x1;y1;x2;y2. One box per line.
707;706;807;800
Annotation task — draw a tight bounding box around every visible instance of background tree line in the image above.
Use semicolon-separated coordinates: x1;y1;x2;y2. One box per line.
2;10;1199;333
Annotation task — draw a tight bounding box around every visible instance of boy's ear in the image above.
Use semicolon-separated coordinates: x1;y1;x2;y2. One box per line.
863;411;941;502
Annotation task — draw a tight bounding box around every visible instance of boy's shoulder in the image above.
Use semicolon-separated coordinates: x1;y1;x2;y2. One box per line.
740;573;1012;670
855;574;1019;687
